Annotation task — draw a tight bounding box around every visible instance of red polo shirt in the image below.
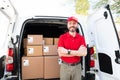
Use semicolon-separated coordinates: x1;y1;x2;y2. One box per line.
58;32;86;63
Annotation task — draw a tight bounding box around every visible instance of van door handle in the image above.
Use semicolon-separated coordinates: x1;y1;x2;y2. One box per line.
115;50;120;64
86;69;98;74
11;35;20;45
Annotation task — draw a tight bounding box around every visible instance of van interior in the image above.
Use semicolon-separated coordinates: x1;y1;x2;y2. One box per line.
19;18;68;80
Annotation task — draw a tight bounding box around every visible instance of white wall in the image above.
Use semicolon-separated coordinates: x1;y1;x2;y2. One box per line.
11;0;76;16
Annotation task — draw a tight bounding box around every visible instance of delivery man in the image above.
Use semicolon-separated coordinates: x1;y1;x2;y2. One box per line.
58;16;87;80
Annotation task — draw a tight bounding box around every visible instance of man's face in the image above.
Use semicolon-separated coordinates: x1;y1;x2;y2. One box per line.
67;20;78;32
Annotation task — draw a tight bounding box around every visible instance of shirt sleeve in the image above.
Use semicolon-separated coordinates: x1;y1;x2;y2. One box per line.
58;35;64;47
81;36;87;47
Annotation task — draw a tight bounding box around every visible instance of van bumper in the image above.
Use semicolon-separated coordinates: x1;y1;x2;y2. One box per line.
6;77;17;80
85;73;95;80
4;75;18;80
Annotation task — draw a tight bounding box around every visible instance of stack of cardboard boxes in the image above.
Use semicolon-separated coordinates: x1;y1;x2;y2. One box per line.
22;35;60;80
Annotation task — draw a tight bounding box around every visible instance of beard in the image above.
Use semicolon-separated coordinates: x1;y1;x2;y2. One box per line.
68;26;77;32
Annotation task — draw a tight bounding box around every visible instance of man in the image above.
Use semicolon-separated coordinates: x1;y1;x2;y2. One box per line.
58;16;87;80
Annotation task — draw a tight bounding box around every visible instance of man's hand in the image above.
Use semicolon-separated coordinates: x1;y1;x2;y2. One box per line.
77;45;87;56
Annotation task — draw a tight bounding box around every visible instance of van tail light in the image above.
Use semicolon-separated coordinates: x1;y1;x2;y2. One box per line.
90;60;95;67
6;64;14;71
6;48;14;72
89;47;95;68
89;47;94;55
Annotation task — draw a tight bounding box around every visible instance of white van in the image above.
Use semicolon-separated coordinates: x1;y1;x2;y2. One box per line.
0;0;88;80
1;0;120;80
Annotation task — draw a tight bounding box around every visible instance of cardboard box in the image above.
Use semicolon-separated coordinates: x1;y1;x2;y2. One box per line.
43;38;53;45
23;38;27;48
54;38;59;45
27;35;43;45
24;48;27;56
43;45;58;55
22;56;44;79
26;46;43;56
44;56;60;79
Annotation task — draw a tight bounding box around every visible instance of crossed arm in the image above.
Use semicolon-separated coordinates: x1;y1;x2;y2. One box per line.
57;45;87;57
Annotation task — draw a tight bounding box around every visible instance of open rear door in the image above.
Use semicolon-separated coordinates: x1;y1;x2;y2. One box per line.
87;5;120;80
0;0;17;79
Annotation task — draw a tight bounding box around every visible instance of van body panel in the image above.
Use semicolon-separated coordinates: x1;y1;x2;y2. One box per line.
0;0;17;55
0;0;17;79
87;8;120;80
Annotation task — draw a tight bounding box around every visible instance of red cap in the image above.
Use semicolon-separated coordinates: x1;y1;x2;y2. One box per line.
67;16;78;22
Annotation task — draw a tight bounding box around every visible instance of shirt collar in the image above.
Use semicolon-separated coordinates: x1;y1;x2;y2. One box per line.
66;32;78;38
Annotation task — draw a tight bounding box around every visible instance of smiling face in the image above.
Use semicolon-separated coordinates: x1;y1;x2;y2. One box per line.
67;20;78;32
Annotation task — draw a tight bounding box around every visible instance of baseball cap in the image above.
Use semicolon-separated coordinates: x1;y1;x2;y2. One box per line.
67;16;78;23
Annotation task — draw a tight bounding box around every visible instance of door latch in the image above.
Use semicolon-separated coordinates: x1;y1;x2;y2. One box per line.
115;50;120;64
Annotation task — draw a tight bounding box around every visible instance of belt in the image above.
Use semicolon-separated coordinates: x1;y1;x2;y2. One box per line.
62;61;80;66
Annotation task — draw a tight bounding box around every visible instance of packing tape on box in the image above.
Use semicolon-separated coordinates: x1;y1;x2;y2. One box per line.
23;60;29;66
44;46;49;52
28;48;34;54
28;37;33;43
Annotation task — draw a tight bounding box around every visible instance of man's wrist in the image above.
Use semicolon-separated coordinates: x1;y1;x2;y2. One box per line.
68;49;71;55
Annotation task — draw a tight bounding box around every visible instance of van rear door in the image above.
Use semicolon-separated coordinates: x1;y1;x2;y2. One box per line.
0;0;17;79
87;5;120;80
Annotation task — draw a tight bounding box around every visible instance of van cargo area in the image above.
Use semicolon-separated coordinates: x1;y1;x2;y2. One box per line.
19;18;68;80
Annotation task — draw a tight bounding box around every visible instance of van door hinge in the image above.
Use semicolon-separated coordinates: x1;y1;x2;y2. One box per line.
115;50;120;64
